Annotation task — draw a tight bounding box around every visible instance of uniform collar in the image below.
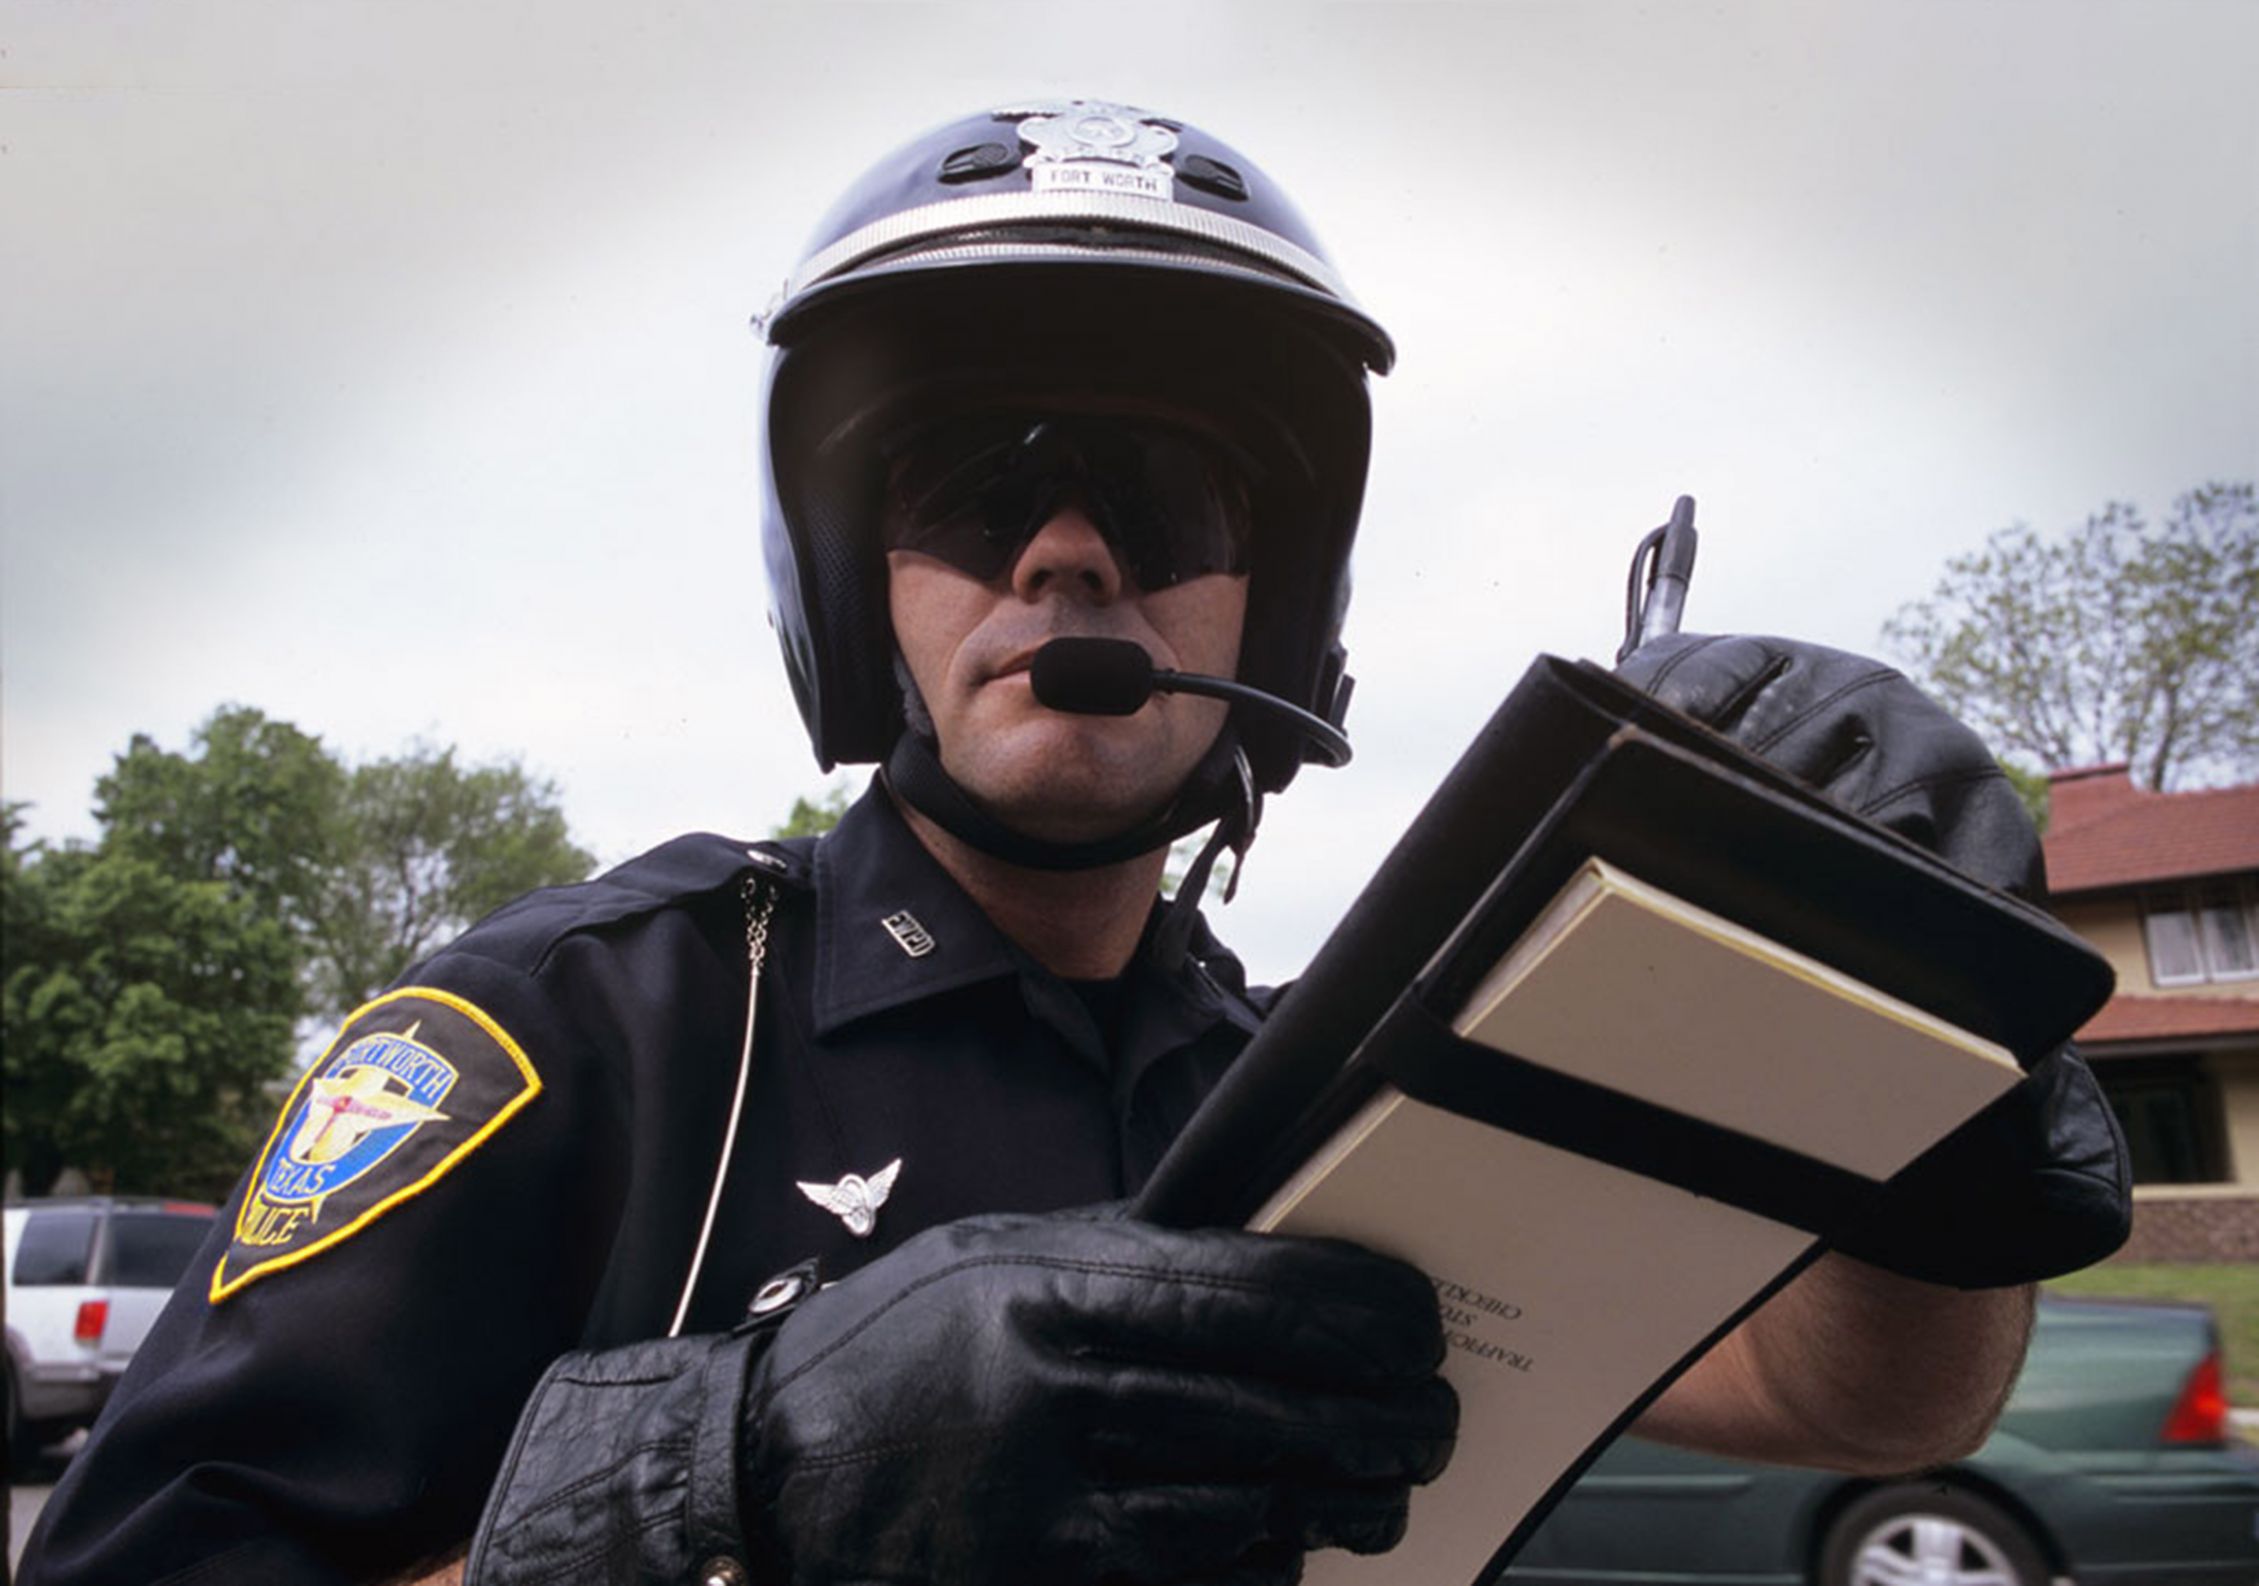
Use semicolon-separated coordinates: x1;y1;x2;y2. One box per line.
811;787;1023;1035
808;786;1263;1067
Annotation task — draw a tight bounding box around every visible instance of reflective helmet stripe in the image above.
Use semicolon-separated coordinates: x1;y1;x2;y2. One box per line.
781;190;1360;310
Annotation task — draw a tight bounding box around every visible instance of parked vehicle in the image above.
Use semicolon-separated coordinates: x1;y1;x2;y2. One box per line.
5;1197;218;1464
1507;1293;2256;1585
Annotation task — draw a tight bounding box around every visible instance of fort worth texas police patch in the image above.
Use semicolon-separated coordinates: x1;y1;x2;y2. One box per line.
210;987;541;1303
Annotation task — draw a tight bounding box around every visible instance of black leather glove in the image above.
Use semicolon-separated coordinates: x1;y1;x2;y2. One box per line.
1616;634;2129;1287
739;1210;1459;1585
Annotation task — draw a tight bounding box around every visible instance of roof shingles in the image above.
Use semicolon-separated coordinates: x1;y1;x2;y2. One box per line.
2077;994;2259;1045
2042;768;2259;896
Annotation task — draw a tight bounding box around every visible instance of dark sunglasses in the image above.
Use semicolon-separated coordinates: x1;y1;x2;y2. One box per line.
879;415;1255;589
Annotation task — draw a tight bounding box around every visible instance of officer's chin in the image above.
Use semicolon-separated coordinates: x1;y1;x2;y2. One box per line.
946;745;1180;850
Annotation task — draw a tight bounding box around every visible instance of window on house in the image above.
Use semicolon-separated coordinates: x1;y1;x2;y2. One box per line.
2200;886;2257;976
2142;879;2259;986
2095;1055;2230;1185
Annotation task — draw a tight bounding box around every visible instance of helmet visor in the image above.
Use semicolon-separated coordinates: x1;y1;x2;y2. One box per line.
880;415;1254;590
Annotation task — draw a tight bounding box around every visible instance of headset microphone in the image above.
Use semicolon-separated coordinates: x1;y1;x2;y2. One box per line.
1029;637;1353;767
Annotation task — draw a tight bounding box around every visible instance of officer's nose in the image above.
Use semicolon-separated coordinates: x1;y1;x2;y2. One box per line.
1010;501;1125;604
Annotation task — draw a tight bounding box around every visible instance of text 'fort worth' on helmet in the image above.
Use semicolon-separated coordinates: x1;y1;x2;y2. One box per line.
756;98;1393;823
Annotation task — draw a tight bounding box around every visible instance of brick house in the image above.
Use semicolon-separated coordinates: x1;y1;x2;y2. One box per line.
2043;764;2259;1262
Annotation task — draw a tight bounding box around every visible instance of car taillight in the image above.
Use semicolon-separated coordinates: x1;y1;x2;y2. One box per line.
73;1299;109;1346
2161;1349;2229;1445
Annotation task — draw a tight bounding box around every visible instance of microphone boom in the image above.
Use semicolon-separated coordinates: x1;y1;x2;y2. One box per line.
1029;637;1352;767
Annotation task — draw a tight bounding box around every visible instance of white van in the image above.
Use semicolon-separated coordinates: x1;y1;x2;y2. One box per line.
4;1197;217;1465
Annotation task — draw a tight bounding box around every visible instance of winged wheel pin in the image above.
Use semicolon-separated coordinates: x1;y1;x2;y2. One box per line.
797;1159;903;1238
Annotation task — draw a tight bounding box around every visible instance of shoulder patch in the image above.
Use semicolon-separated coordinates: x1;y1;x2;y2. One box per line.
211;987;542;1302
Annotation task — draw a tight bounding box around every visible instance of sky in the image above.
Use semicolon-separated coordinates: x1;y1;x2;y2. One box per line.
5;0;2255;983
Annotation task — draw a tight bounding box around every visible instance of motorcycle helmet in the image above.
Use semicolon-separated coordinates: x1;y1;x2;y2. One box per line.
757;98;1390;861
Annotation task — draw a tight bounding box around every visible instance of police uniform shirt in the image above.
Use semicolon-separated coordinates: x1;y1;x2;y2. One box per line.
23;785;1267;1585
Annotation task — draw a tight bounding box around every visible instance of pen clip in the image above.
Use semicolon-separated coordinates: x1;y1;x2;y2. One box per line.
1618;494;1701;663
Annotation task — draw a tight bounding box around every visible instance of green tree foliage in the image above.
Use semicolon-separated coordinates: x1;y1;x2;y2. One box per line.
1996;759;2052;832
96;706;346;920
4;711;594;1196
311;747;595;1014
92;708;594;1019
772;782;851;839
4;808;300;1198
1884;482;2259;790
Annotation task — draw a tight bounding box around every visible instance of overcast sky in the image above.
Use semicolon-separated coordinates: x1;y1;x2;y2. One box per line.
6;1;2254;982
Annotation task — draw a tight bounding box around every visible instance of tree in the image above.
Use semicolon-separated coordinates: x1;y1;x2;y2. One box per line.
773;782;851;839
1995;759;2052;831
4;712;596;1195
94;711;594;1020
4;810;301;1198
310;747;595;1014
1883;482;2259;790
95;706;345;922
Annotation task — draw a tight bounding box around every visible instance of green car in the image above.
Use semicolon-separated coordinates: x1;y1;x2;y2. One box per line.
1507;1295;2257;1586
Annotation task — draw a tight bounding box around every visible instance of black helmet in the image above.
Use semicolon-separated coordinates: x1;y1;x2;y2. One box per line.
758;98;1390;805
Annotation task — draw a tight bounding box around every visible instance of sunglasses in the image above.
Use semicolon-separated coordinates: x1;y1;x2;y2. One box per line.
879;415;1255;589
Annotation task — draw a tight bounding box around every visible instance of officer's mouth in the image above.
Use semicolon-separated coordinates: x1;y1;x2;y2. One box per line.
986;636;1158;685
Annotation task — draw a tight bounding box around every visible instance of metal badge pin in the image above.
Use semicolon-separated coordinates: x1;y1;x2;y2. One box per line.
797;1158;902;1239
880;910;937;958
993;99;1179;200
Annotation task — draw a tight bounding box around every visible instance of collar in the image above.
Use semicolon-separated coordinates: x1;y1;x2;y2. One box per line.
812;786;1023;1036
808;787;1263;1072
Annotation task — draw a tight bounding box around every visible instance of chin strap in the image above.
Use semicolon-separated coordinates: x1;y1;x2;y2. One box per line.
882;729;1261;965
1151;753;1259;971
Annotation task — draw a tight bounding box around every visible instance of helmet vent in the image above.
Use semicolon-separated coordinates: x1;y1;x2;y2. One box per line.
1178;155;1249;202
938;142;1019;183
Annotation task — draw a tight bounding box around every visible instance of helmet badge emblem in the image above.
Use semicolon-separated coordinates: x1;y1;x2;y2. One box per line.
993;99;1179;201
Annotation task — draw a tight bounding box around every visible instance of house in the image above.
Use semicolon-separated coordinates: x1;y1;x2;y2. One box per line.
2042;764;2259;1262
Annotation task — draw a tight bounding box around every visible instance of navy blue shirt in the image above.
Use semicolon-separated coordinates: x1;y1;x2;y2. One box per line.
24;786;1265;1584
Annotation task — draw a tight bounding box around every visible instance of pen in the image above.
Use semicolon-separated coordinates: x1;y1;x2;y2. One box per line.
1617;494;1700;663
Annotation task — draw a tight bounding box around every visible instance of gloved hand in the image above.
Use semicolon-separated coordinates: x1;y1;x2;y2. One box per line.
1616;634;2129;1286
738;1210;1459;1585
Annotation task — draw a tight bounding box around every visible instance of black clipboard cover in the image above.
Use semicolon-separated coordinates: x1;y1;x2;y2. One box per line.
1129;656;2113;1582
1135;654;2114;1233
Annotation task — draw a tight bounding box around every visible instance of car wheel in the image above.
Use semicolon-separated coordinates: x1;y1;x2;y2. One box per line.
1819;1484;2050;1586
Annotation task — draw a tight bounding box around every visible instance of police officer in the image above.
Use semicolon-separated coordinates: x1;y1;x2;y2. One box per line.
20;99;2126;1586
